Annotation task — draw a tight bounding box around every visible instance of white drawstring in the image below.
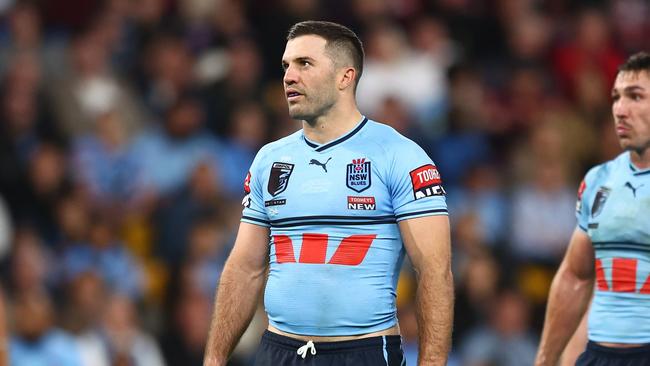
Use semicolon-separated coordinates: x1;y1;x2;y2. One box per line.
296;340;316;359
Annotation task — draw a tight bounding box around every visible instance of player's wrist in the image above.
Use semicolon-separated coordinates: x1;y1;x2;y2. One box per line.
533;352;557;366
203;355;227;366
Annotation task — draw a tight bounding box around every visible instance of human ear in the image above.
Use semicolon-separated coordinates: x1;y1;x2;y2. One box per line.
338;67;356;91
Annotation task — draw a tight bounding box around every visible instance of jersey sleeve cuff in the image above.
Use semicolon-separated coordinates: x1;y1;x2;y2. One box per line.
577;223;588;232
241;215;271;227
395;209;448;222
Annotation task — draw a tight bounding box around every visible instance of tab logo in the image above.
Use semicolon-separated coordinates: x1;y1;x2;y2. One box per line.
265;199;286;207
410;164;446;199
346;158;371;193
347;196;376;210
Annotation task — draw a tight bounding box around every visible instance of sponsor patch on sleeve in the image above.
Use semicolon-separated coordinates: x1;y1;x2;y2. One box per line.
242;171;252;207
409;164;446;199
576;179;586;213
244;171;251;194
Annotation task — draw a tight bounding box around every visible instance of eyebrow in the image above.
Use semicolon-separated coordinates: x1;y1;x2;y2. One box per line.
624;86;645;92
282;56;316;64
612;85;646;94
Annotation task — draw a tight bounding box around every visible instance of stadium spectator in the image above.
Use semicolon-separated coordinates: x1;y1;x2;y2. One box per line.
201;37;265;137
60;272;111;366
49;25;147;140
141;35;196;115
153;162;223;266
131;95;219;196
9;290;83;366
215;101;267;195
509;123;577;263
160;288;216;366
100;293;166;366
60;213;144;299
71;111;145;208
357;21;448;131
8;228;55;295
460;288;538;366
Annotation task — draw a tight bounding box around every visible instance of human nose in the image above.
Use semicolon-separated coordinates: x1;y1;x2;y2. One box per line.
612;98;628;119
283;64;298;86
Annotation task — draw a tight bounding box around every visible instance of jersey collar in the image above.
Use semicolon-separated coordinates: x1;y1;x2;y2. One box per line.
303;117;368;152
627;152;650;176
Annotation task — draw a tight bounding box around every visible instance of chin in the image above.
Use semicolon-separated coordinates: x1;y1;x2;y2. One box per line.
288;113;305;120
288;109;312;121
618;137;632;149
620;143;642;152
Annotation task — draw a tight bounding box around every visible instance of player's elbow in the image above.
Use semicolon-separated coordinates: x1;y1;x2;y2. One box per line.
554;264;594;293
222;255;268;283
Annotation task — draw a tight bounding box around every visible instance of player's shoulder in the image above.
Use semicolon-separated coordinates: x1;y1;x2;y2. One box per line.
362;119;426;153
254;130;303;162
584;152;629;183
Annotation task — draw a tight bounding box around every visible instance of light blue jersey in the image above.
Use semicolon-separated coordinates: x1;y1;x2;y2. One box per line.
241;117;448;336
577;151;650;343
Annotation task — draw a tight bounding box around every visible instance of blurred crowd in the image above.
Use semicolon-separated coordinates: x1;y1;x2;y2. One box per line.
0;0;648;365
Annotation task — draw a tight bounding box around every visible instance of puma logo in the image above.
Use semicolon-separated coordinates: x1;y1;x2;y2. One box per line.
625;182;644;198
309;157;332;173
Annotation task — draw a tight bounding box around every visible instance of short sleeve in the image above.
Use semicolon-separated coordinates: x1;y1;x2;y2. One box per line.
241;149;270;227
388;140;448;221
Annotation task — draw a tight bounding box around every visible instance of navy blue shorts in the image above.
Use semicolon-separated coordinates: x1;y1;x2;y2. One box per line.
576;341;650;366
253;330;406;366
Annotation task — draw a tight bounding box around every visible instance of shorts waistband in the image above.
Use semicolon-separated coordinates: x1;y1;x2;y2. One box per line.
587;341;650;356
261;330;402;353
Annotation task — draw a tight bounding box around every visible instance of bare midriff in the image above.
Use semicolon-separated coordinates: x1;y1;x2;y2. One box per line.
597;342;649;348
267;324;400;342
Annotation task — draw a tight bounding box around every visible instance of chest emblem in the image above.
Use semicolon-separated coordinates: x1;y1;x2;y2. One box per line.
346;158;371;193
591;186;611;218
268;162;294;196
625;182;644;198
309;157;332;172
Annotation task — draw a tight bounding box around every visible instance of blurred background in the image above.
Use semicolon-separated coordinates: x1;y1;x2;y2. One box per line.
0;0;647;365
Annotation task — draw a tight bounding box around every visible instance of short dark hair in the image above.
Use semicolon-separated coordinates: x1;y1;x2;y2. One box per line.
287;21;364;88
618;52;650;74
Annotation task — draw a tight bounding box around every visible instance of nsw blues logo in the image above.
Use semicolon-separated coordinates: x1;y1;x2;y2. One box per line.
346;158;371;193
268;162;294;197
591;186;611;218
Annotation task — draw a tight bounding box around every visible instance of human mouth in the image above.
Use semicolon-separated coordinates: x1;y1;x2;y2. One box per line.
286;89;303;101
616;124;630;135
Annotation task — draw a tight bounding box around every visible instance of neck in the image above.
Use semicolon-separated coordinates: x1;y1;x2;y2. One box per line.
630;148;650;169
302;101;363;144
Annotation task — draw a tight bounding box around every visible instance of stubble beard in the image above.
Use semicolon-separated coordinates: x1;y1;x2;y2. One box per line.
288;88;338;124
619;133;650;156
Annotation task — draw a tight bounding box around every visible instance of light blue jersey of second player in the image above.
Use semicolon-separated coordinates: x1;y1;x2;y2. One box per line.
241;117;448;336
577;151;650;343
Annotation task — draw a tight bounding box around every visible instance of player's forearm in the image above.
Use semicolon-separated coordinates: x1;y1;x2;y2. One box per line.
415;266;454;366
535;267;593;366
203;262;267;366
559;309;589;366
